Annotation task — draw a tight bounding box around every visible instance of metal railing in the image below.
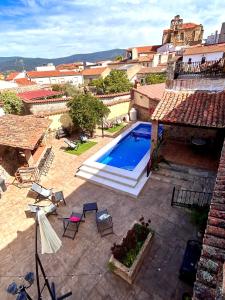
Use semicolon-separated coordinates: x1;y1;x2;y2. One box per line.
176;58;225;77
171;186;212;208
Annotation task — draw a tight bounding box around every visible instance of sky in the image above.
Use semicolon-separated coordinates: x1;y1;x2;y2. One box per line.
0;0;224;58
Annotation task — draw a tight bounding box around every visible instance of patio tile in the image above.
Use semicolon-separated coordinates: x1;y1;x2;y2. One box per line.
0;134;199;299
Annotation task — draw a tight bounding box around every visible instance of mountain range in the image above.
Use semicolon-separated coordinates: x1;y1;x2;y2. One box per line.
0;48;125;73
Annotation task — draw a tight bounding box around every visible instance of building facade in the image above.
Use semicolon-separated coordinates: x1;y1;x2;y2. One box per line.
162;15;204;46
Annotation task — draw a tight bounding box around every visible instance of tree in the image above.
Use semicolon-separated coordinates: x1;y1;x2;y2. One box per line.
92;70;132;94
67;93;110;136
52;83;81;97
145;73;167;85
0;91;23;114
114;55;124;61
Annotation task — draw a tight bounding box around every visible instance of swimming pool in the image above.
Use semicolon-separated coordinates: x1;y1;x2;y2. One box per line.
76;122;163;197
97;123;163;171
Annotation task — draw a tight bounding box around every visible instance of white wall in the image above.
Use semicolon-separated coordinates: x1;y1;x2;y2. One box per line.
36;65;56;71
31;75;83;86
183;51;224;63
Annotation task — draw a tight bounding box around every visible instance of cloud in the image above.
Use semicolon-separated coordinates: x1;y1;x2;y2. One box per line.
0;0;224;57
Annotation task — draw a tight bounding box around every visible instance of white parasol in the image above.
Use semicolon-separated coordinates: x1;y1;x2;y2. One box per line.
37;209;62;254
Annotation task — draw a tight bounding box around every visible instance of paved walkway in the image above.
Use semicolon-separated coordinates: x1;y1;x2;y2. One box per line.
0;130;197;300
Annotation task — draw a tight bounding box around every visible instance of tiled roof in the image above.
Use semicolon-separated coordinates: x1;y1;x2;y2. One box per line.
137;54;154;62
163;22;200;33
184;43;225;55
133;83;165;101
56;62;83;70
193;141;225;300
14;78;35;86
127;45;161;53
18;89;62;102
6;72;20;81
82;67;107;76
151;90;225;128
0;115;51;150
138;66;167;74
27;70;81;78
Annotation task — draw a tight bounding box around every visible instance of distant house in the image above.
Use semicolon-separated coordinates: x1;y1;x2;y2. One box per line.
131;82;165;120
97;92;131;121
126;45;160;64
18;89;73;131
26;70;83;86
137;66;167;84
0;80;18;90
56;62;84;72
182;43;225;63
82;67;110;84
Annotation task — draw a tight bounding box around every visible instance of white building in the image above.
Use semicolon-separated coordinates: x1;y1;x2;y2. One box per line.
35;63;56;72
182;43;225;63
26;70;83;86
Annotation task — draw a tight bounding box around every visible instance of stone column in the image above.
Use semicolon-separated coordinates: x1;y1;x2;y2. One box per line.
151;120;159;154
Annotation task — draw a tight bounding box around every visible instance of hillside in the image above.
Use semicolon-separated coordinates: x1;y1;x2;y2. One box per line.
0;49;125;72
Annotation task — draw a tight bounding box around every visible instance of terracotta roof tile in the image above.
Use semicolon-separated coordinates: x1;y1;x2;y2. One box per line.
18;89;62;102
151;90;225;128
133;83;165;101
27;70;81;78
163;22;200;33
82;67;108;76
6;72;20;81
138;66;167;74
0;115;51;150
193;141;225;299
184;43;225;55
127;45;161;53
14;78;35;86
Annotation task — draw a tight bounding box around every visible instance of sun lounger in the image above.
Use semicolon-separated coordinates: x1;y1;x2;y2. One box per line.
64;139;78;150
31;182;52;200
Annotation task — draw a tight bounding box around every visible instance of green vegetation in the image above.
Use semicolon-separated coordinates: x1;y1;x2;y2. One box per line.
145;73;167;85
65;141;97;156
0;91;23;114
105;123;126;133
114;55;124;61
52;83;81;97
92;70;132;94
190;206;209;233
111;217;152;268
67;93;110;136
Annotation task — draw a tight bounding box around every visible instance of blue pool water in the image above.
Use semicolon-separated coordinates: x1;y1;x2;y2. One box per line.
96;123;163;171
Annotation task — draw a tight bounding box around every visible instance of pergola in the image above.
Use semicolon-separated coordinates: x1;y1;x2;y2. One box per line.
150;89;225;151
0;114;51;165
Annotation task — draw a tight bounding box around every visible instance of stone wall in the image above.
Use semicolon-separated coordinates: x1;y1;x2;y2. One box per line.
163;124;218;143
25;101;68;115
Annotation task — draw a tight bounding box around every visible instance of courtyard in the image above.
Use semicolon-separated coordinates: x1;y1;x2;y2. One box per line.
0;131;198;300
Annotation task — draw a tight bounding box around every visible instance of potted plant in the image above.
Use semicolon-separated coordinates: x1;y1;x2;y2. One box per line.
109;216;154;284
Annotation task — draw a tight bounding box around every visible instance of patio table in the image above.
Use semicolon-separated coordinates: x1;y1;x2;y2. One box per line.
83;202;98;217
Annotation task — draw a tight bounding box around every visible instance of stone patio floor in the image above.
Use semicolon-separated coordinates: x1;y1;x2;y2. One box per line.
0;130;198;300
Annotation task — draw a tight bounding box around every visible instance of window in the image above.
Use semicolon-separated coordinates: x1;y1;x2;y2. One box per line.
188;58;192;64
158;55;161;64
180;32;184;41
192;31;195;40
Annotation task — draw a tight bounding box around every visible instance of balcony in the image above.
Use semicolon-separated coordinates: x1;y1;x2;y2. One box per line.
175;58;225;78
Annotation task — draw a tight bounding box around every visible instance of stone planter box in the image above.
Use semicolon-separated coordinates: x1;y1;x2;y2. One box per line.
109;222;154;284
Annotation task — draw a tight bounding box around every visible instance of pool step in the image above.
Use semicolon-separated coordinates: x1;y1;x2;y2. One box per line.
76;169;150;198
77;165;137;187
